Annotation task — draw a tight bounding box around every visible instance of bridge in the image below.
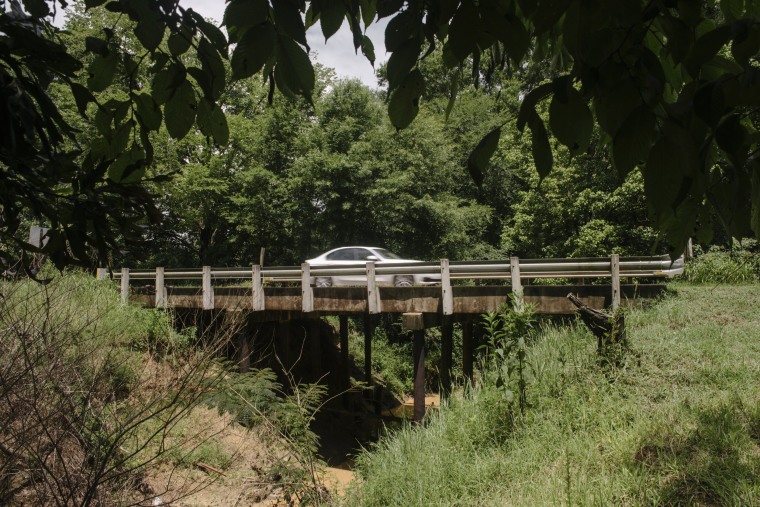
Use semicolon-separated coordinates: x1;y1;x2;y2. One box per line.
101;254;683;421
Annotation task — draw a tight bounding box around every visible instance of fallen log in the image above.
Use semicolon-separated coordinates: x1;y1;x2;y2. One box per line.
566;293;627;364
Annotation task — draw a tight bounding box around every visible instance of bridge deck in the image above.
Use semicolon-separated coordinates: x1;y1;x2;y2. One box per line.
129;283;666;317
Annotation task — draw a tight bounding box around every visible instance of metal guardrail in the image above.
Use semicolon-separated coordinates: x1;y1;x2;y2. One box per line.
98;254;684;315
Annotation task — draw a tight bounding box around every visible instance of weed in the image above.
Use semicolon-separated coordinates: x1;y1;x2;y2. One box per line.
478;298;536;414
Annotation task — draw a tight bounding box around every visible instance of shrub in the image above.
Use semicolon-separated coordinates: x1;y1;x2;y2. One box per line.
684;243;759;284
0;272;226;505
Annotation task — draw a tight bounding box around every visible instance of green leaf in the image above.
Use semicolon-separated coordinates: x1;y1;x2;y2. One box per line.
388;68;425;129
85;36;109;56
467;126;501;186
527;110;553;180
152;64;184;104
165;81;196;139
22;0;49;17
225;0;270;43
190;11;229;49
386;38;421;92
273;0;308;46
87;52;117;92
517;81;553;132
444;71;460;121
108;145;146;183
168;29;192;57
320;0;346;40
715;114;747;157
612;106;656;176
732;23;760;68
70;83;95;116
108;120;132;158
361;35;376;66
231;23;276;80
385;9;415;52
720;0;744;21
377;0;404;19
198;37;226;100
197;99;229;145
134;93;162;131
593;80;642;136
360;0;377;27
134;14;164;52
548;89;592;154
644;134;689;218
274;35;315;99
447;1;480;61
683;25;732;78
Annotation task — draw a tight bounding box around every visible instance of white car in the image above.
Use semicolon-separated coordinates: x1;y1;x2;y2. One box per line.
305;246;441;287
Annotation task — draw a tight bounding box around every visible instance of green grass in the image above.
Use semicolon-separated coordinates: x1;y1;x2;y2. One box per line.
344;283;760;506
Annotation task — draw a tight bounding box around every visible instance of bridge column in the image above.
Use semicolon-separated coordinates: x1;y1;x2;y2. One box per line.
402;312;427;422
339;315;350;406
364;314;375;412
440;317;453;399
413;329;426;422
462;318;474;386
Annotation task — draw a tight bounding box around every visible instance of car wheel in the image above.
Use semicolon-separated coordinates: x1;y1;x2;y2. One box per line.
315;277;333;288
393;275;414;287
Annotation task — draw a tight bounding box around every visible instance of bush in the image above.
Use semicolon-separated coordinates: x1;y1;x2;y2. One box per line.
0;271;225;505
684;242;759;284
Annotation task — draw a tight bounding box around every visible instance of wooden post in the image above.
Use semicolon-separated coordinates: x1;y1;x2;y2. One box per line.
301;263;313;313
155;267;166;308
96;268;107;280
252;264;264;311
440;317;453;399
366;261;380;314
202;266;214;310
441;259;453;315
611;254;620;310
120;268;129;305
685;238;693;261
259;247;266;267
309;319;322;380
339;315;350;396
413;329;426;422
462;318;473;384
510;256;524;312
364;314;374;408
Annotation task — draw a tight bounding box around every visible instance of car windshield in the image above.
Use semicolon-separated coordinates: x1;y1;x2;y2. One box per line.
373;248;402;259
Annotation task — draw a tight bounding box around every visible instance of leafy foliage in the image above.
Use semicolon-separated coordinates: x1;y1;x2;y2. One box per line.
479;298;536;414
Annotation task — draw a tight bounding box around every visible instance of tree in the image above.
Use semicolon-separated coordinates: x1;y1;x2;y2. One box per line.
3;0;759;267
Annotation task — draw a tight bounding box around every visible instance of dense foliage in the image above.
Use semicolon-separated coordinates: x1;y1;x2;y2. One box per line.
2;0;759;268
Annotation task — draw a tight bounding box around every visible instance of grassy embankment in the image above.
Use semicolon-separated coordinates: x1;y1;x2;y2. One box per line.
345;282;760;506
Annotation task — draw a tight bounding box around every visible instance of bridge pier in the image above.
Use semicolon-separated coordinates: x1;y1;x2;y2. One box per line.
462;318;474;386
440;318;453;399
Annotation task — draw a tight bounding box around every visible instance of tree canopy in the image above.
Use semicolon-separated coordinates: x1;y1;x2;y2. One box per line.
2;0;759;267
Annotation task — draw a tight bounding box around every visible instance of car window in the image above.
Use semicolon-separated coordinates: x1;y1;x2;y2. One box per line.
356;248;375;260
325;249;355;261
374;248;402;259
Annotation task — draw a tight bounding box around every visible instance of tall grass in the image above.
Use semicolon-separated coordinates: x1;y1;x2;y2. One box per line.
344;284;760;506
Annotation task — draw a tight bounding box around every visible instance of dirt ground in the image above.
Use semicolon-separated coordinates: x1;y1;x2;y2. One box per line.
140;406;357;506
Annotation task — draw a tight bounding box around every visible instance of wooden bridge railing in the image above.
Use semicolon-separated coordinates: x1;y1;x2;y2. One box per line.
98;254;684;313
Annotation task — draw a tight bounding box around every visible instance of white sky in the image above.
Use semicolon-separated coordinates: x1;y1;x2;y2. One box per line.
179;0;387;88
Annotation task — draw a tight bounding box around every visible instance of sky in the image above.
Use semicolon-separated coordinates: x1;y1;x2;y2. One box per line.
179;0;388;88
